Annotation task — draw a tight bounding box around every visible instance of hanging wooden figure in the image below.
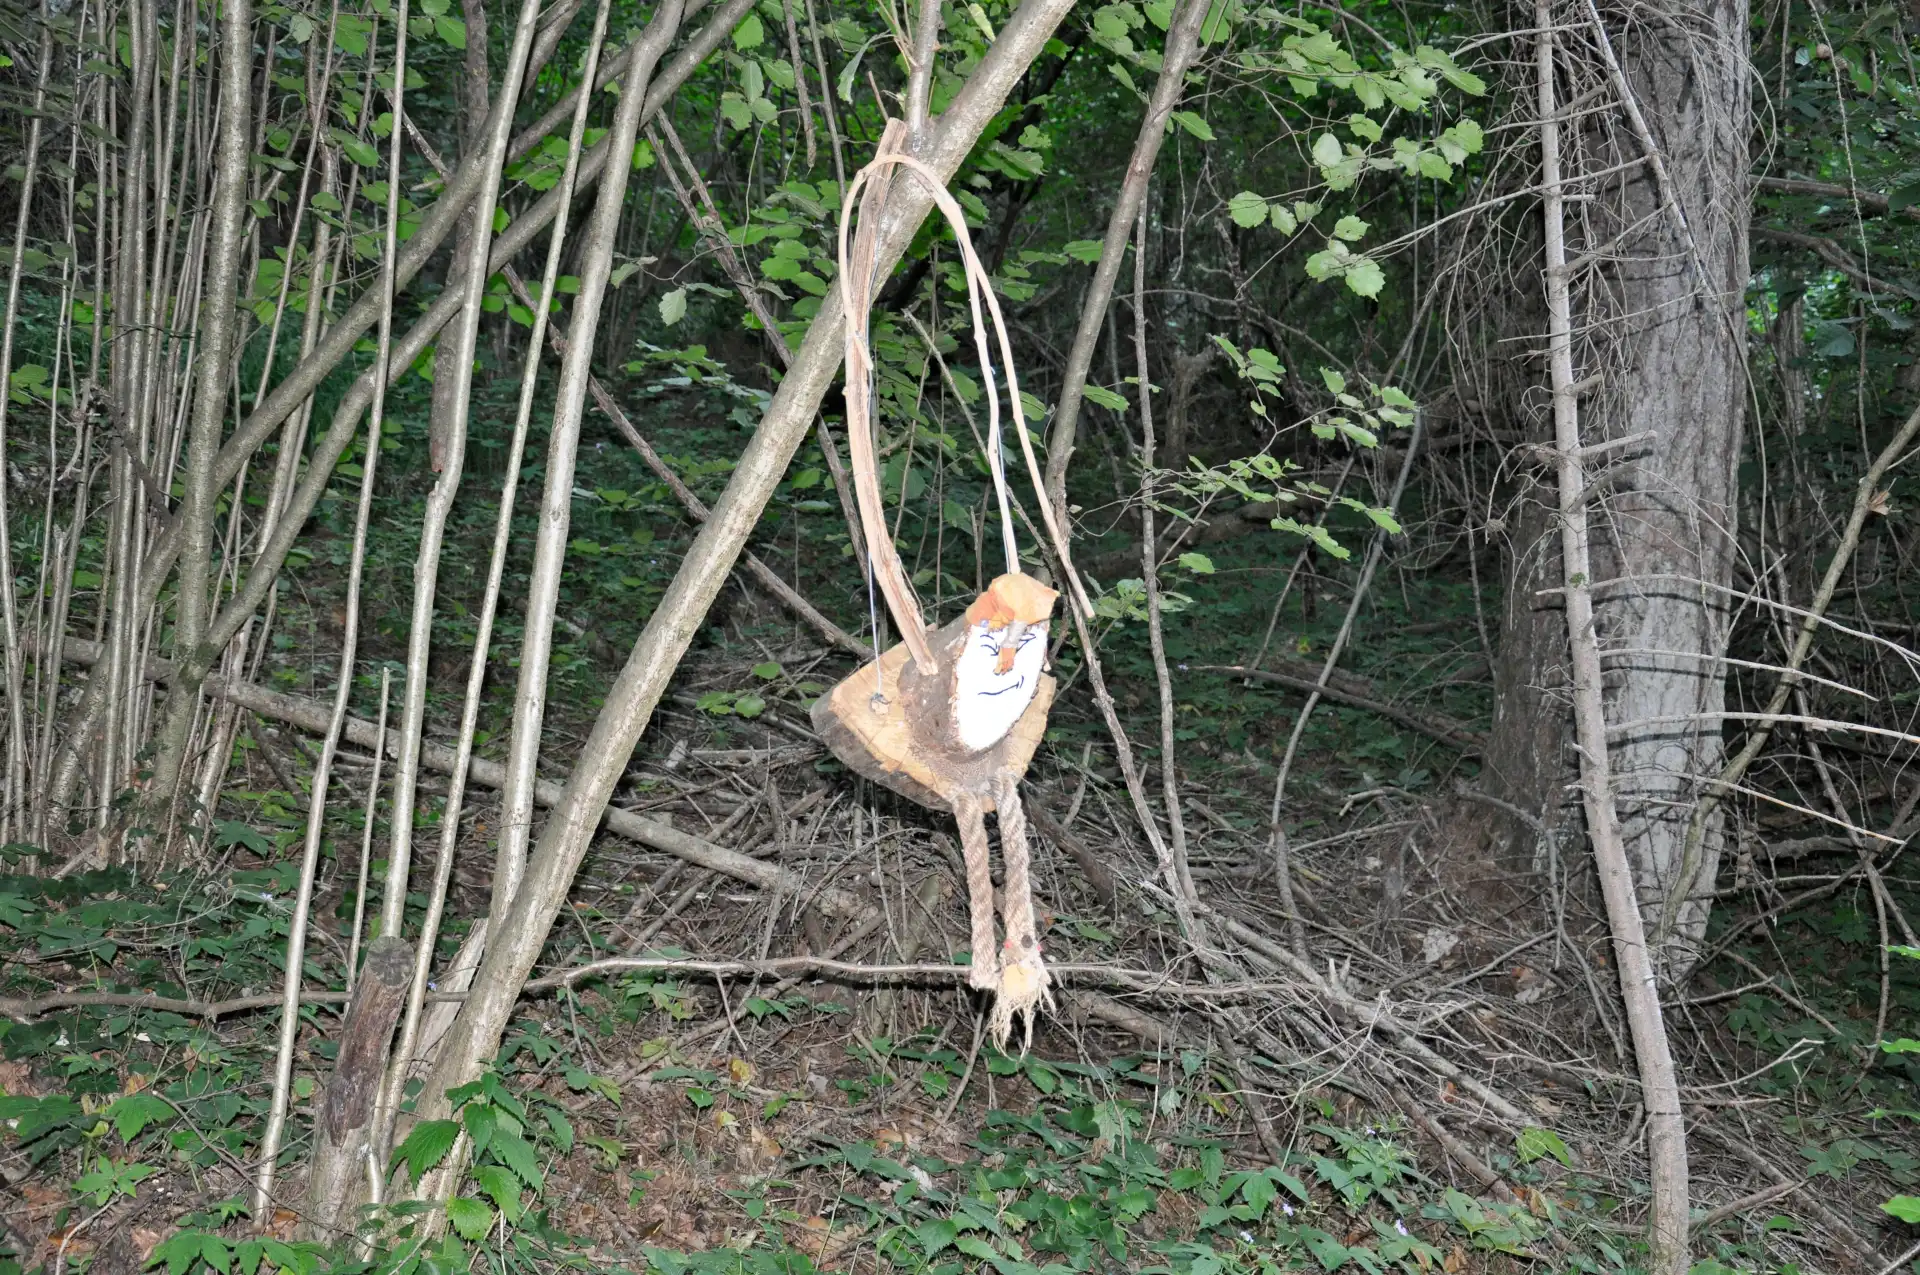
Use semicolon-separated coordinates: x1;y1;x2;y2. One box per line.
812;122;1091;1048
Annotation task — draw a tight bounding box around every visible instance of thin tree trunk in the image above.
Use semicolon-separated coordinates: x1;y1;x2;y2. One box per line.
144;0;254;854
1040;0;1211;524
1538;13;1689;1267
491;0;687;924
0;22;55;843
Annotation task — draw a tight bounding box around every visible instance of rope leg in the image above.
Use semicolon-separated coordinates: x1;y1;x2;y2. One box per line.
950;788;1000;993
989;770;1052;1049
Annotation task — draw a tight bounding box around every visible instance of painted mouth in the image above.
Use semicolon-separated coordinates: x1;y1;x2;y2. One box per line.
975;677;1026;697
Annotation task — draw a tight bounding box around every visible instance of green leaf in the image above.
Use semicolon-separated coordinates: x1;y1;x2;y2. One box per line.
719;94;754;130
543;1105;574;1153
659;288;687;326
1227;191;1269;228
214;821;271;853
447;1196;494;1240
389;1119;460;1184
733;694;767;719
1273;516;1351;560
336;134;379;168
954;1236;999;1262
1269;204;1298;234
1064;239;1105;264
1444;118;1485;154
1178;552;1215;575
434;15;465;47
1083;384;1130;411
1332;215;1369;241
916;1219;958;1254
732;11;764;47
1345;256;1385;297
1882;1038;1920;1054
752;661;783;680
1170;111;1214;141
107;1092;174;1142
492;1130;544;1189
0;891;34;928
1360;505;1402;533
1515;1126;1572;1166
1348;114;1383;142
152;1231;205;1275
472;1163;524;1222
1312;132;1344;168
1883;1195;1920;1223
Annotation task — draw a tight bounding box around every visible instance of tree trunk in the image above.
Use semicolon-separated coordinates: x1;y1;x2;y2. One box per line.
1584;0;1749;960
1481;0;1749;956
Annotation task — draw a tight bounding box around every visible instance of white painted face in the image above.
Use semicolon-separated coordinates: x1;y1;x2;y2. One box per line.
952;620;1047;752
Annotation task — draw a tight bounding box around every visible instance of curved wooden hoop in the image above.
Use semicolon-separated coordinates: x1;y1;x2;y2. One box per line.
835;121;1092;680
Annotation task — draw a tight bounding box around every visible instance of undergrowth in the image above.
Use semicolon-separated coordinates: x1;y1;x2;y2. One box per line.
0;862;1739;1275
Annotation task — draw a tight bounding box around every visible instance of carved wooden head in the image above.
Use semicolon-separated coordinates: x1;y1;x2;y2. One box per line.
812;573;1059;812
950;573;1058;752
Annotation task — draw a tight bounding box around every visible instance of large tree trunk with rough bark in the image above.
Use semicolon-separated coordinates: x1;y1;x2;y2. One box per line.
1482;0;1749;957
1586;0;1749;960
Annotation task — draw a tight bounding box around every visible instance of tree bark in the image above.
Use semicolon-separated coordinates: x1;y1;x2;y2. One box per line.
306;938;413;1239
1480;0;1749;955
143;0;253;848
1582;0;1750;959
1537;12;1689;1266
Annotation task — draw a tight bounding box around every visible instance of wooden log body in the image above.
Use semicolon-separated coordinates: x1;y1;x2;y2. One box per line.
811;609;1053;812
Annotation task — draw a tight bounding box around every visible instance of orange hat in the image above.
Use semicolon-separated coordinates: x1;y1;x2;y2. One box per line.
965;572;1058;630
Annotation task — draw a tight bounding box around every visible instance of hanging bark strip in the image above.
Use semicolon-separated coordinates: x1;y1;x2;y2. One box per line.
1536;10;1689;1269
306;937;413;1236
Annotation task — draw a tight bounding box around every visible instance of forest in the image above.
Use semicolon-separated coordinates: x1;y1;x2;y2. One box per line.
0;0;1917;1271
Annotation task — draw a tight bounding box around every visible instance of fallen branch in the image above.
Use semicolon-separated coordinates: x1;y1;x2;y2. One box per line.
41;637;876;920
1199;664;1483;752
0;959;1297;1022
1687;1180;1804;1235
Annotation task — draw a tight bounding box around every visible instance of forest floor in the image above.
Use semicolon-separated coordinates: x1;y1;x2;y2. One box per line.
4;405;1917;1275
3;613;1916;1275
